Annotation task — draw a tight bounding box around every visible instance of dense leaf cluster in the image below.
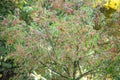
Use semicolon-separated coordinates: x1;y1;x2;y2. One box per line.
0;0;120;80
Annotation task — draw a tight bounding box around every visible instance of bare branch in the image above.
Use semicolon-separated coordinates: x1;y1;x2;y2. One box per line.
39;61;70;79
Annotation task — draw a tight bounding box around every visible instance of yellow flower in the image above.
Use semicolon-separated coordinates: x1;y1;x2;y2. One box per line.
93;0;120;10
104;0;120;10
93;0;120;17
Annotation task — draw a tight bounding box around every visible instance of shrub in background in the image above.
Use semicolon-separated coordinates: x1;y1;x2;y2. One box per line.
0;0;120;80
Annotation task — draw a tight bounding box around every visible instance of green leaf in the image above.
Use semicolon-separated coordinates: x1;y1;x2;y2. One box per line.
2;62;12;68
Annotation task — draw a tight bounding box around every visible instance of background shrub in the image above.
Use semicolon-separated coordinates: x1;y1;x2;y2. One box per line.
0;0;120;80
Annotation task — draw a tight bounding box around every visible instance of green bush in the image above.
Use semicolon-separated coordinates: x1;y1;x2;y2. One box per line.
0;0;120;80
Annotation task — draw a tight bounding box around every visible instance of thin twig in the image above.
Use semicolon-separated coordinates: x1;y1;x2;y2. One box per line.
73;60;78;79
76;63;101;80
39;61;70;79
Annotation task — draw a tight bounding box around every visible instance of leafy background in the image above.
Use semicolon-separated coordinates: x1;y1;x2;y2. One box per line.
0;0;120;80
